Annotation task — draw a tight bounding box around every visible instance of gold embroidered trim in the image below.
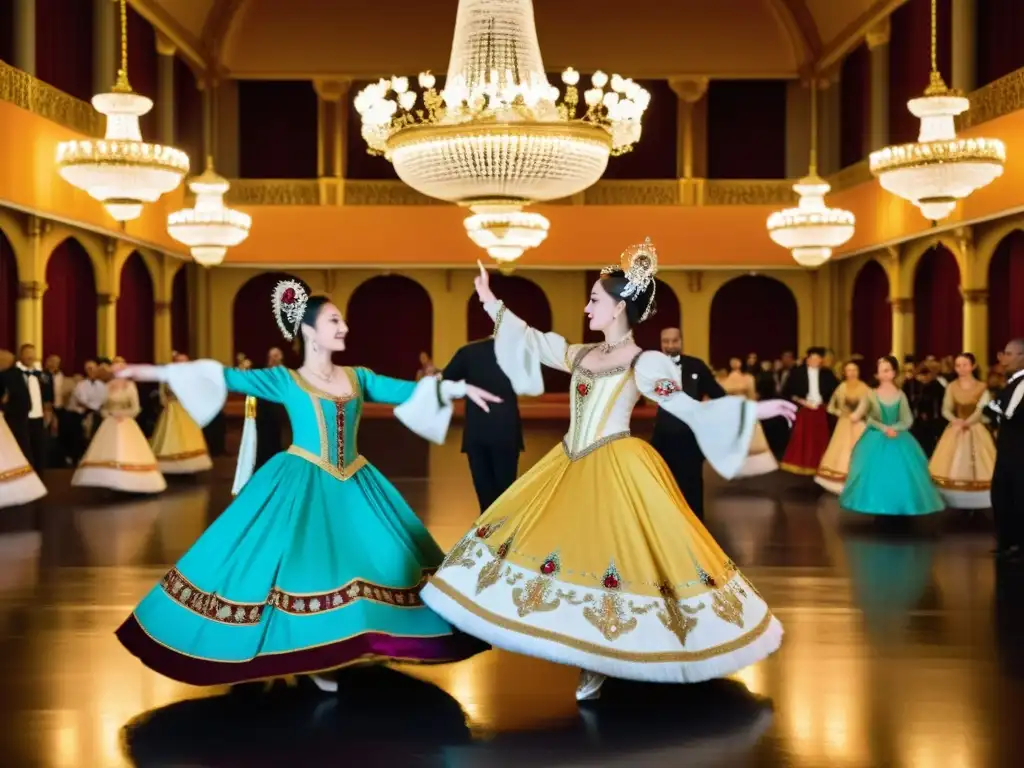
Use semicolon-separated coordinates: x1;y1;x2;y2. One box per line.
287;368;359;403
815;467;848;481
78;460;159;472
780;462;819;476
244;396;257;419
492;303;507;337
158;449;209;461
561;431;632;461
931;475;992;491
160;567;435;625
427;576;773;662
0;465;34;483
287;445;367;482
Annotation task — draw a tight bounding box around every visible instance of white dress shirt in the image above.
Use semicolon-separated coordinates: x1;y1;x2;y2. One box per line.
16;362;44;419
806;365;823;406
72;378;108;413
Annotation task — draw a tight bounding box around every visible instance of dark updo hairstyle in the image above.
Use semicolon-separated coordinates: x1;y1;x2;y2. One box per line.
878;354;900;376
955;351;982;379
272;280;332;359
598;269;657;329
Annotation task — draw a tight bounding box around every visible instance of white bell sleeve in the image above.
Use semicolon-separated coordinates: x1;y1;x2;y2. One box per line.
232;397;258;496
635;351;758;480
357;367;466;446
484;300;574;396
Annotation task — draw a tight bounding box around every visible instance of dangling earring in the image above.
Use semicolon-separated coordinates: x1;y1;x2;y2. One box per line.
311;340;319;354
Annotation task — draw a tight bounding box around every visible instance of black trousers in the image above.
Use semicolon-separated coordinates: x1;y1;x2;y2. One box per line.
466;445;520;513
651;439;706;520
25;417;47;475
992;455;1024;550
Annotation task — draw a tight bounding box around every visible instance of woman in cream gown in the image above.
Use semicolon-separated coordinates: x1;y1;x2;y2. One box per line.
74;360;166;494
928;353;996;509
0;413;46;507
150;353;213;474
421;243;797;702
815;360;869;494
720;357;778;477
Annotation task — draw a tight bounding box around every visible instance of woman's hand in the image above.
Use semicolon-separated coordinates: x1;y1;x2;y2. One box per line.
474;260;498;305
756;399;797;425
850;413;862;423
951;418;965;430
465;384;502;413
884;427;897;438
115;364;163;382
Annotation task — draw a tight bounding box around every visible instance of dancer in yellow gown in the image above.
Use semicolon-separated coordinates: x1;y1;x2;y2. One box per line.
815;360;869;494
420;240;797;701
150;353;213;475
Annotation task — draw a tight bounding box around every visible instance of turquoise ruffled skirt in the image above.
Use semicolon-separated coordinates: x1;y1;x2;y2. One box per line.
839;430;945;516
116;453;484;684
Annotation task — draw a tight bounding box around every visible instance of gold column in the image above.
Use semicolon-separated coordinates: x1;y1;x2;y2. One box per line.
961;289;988;365
866;19;891;152
13;0;36;75
890;297;914;361
17;216;45;350
668;77;709;180
97;293;117;358
153;301;172;364
156;32;176;145
951;0;977;94
313;79;351;205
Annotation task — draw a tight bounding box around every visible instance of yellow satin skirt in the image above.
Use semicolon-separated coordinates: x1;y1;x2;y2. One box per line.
151;401;213;474
815;416;866;494
421;436;783;683
928;423;995;509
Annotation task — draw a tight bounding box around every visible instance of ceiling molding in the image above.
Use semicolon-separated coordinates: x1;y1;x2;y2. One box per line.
767;0;822;66
201;0;247;69
127;0;208;73
814;0;908;72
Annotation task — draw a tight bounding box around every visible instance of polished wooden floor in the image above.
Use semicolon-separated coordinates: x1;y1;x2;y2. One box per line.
1;420;1023;767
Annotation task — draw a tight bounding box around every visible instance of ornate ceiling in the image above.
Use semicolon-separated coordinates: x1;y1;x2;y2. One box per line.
132;0;905;80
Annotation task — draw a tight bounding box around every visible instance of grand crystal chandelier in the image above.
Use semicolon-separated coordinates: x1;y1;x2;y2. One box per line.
167;158;252;267
354;0;649;264
869;0;1005;221
768;80;854;268
55;0;188;222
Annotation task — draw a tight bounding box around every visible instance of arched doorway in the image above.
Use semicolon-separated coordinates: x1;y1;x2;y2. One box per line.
850;259;892;364
913;245;962;359
710;275;798;370
171;266;190;356
44;238;97;372
581;272;682;354
340;275;432;380
116;252;155;362
988;230;1024;365
233;271;301;368
0;230;16;351
467;274;565;392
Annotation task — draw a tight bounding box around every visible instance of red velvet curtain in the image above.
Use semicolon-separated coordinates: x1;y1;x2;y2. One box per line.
126;4;159;140
988;231;1024;363
233;271;301;368
840;43;871;169
913;245;962;358
709;276;798;369
707;80;788;179
0;232;16;351
337;276;432;380
0;2;14;66
889;0;951;146
35;0;94;102
580;272;680;353
238;81;319;179
43;239;97;373
977;0;1024;87
174;56;204;163
116;252;154;362
171;266;190;356
850;259;892;364
466;274;567;392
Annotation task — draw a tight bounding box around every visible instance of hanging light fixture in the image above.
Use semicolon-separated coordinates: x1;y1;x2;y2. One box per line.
353;0;650;266
767;79;855;268
167;158;252;267
870;0;1005;221
55;0;188;222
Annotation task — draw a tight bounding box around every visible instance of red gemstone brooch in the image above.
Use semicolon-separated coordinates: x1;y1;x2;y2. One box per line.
576;382;590;397
652;379;678;397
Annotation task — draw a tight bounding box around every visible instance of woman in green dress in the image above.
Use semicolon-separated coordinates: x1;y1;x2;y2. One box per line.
114;279;499;690
839;355;945;517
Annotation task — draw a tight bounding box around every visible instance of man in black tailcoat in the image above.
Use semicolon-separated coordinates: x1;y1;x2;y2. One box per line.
649;327;724;521
443;338;522;513
985;338;1024;560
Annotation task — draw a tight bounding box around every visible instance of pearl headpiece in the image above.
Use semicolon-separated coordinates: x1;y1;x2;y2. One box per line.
600;236;659;322
272;280;309;341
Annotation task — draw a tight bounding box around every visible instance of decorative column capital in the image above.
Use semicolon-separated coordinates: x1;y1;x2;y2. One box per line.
961;288;988;305
17;281;45;299
155;30;177;57
668;77;709;104
97;293;117;306
866;18;891;50
686;271;703;293
313;78;352;103
890;297;913;314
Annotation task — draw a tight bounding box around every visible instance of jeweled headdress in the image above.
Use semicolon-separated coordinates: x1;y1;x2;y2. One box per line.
600;236;659;322
272;279;309;341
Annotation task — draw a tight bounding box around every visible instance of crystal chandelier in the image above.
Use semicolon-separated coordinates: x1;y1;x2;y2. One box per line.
167;159;252;267
354;0;649;265
55;0;188;222
869;0;1005;221
768;80;854;268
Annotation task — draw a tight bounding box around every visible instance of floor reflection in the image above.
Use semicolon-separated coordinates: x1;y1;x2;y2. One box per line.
0;422;1022;767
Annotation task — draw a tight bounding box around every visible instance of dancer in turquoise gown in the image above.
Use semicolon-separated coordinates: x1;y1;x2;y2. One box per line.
114;280;499;688
840;355;945;517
